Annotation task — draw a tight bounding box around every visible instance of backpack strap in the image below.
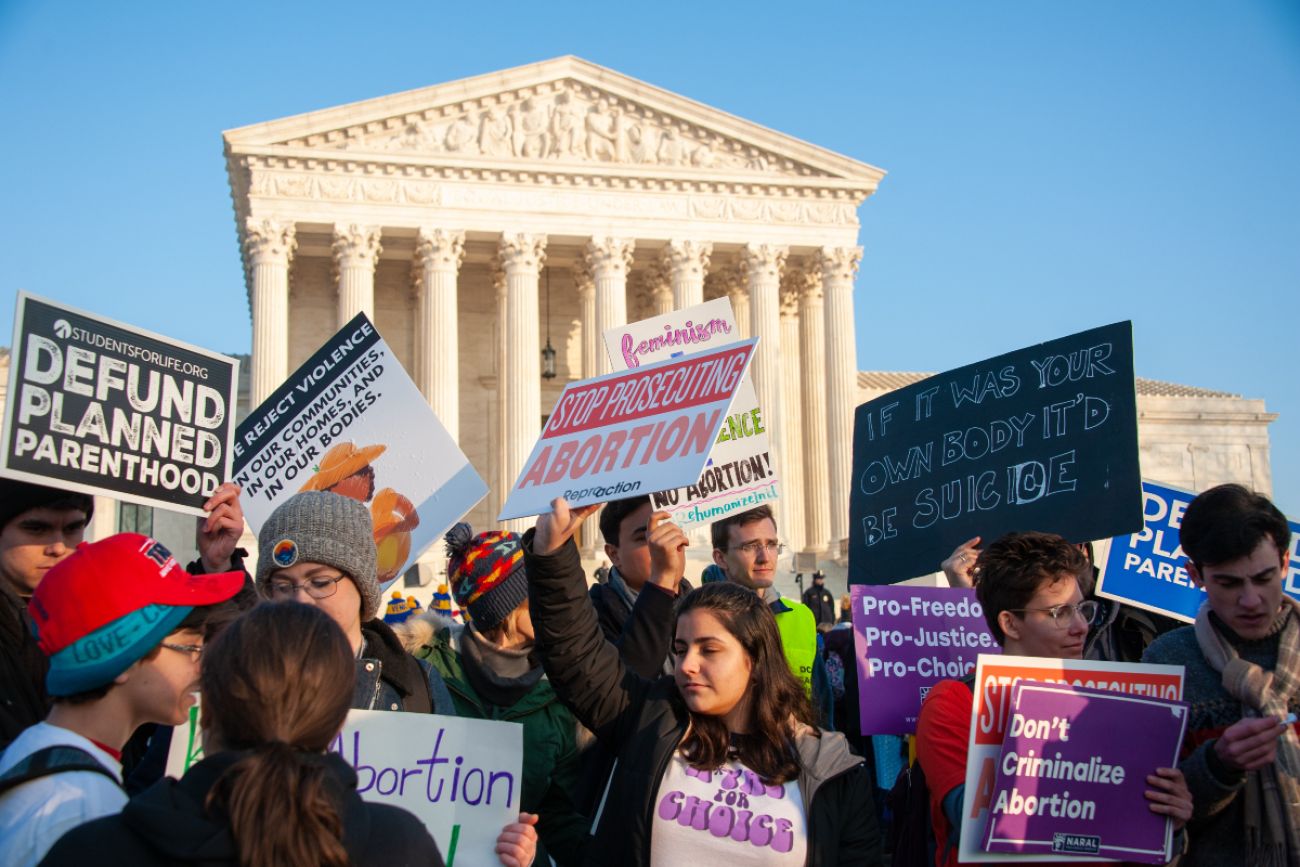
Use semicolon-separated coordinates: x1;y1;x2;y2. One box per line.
0;745;122;796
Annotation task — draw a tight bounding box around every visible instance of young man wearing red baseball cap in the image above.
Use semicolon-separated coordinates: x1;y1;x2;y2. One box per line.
0;533;244;867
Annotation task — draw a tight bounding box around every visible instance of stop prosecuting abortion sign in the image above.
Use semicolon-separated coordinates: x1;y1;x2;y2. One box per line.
498;338;757;520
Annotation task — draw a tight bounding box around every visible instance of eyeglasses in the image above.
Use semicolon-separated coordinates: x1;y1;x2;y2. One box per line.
729;541;787;558
160;642;204;661
268;575;347;600
1006;600;1100;629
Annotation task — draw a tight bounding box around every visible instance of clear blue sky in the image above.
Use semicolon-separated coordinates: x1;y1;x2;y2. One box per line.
2;0;1297;514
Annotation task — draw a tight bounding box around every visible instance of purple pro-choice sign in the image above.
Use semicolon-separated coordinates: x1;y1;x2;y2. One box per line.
850;585;999;735
983;680;1189;863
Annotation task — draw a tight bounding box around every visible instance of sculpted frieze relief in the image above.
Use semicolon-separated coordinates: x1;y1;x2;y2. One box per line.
291;81;828;178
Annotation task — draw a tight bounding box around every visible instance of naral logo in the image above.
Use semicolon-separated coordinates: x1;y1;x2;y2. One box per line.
53;319;72;339
1052;833;1101;855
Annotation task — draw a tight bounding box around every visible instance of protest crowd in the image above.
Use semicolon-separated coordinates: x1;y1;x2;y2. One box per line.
0;302;1297;867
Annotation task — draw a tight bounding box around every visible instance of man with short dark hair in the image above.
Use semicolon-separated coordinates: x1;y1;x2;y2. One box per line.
590;495;691;677
711;505;828;706
0;480;93;749
0;534;243;866
917;531;1190;867
1142;484;1299;865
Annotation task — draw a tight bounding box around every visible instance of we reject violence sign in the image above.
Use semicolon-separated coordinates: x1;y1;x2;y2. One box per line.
498;339;757;520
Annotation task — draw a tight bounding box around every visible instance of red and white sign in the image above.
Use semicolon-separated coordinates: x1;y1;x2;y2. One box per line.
497;338;757;521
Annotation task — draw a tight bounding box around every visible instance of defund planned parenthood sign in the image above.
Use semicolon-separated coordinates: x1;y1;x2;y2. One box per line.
1;293;239;515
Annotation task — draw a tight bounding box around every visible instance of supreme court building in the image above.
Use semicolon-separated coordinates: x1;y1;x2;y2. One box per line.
219;56;1277;576
224;56;883;554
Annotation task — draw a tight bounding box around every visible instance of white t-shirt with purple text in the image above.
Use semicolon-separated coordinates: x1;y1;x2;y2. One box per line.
650;752;808;866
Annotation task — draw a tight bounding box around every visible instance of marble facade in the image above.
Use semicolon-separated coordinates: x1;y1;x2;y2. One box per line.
225;56;885;547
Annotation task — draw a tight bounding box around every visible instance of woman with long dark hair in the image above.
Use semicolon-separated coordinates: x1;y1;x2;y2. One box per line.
524;499;882;866
41;602;444;866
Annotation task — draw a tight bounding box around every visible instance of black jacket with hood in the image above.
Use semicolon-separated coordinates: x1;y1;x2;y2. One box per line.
524;529;882;866
39;750;443;867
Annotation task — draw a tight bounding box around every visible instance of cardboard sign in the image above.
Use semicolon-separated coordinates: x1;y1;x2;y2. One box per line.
166;705;521;867
1096;479;1300;622
957;655;1184;862
498;338;757;521
1;293;239;515
849;321;1142;584
850;584;999;735
233;314;486;588
603;299;779;526
983;681;1188;863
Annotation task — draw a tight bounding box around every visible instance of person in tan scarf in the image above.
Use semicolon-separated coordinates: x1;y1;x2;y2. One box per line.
1143;484;1300;866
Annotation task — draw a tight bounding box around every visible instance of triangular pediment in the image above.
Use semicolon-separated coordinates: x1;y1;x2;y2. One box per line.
224;56;884;184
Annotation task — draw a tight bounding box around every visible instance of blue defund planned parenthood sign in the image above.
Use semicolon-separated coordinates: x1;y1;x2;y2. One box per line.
1095;480;1300;623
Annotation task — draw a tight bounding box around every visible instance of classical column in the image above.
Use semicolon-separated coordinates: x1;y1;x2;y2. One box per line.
584;238;634;375
719;265;750;337
662;240;712;310
818;246;863;553
645;262;674;317
571;262;600;556
742;244;788;536
778;275;806;554
244;217;296;405
492;262;508;519
332;223;382;326
573;264;597;378
499;233;547;531
413;228;465;441
799;269;830;553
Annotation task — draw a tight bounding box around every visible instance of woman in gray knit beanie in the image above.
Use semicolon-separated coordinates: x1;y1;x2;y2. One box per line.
254;492;542;865
255;491;454;715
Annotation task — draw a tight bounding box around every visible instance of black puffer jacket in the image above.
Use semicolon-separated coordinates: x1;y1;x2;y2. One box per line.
39;750;443;867
0;584;46;750
525;530;883;866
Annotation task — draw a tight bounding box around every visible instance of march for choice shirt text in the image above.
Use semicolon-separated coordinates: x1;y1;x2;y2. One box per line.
651;752;808;866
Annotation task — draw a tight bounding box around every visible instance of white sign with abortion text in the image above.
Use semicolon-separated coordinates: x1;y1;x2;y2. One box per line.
603;298;779;526
166;704;522;867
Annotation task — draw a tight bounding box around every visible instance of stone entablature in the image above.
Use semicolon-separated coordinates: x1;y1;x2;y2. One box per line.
858;372;1278;496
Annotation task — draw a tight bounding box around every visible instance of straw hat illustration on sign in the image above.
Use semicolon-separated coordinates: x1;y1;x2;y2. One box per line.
300;441;420;586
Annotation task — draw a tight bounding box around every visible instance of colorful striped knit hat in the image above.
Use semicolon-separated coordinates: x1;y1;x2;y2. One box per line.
445;523;526;631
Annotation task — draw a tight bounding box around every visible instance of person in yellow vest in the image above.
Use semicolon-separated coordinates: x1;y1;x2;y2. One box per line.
710;505;834;726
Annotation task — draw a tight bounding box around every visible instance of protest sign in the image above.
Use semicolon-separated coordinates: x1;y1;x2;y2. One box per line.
233;314;486;587
982;680;1188;863
498;338;757;521
1096;479;1300;622
849;584;999;735
957;655;1184;862
603;298;779;526
167;705;521;867
849;321;1143;584
1;292;239;515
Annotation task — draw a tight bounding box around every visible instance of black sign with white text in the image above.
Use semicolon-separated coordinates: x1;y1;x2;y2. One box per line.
1;293;239;515
849;321;1142;584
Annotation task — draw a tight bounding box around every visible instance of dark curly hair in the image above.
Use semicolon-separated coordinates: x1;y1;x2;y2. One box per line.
674;582;815;785
973;531;1090;645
